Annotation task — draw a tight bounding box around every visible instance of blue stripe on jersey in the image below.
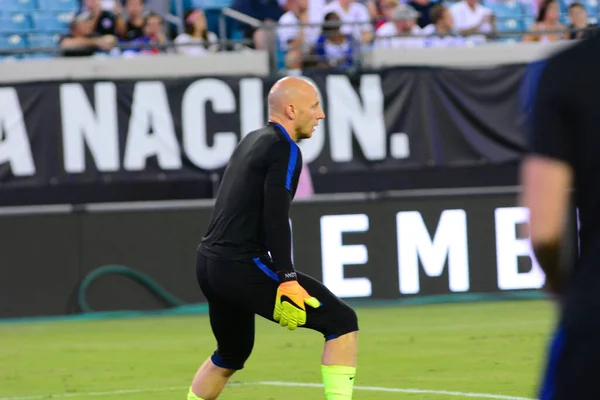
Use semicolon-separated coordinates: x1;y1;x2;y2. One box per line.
273;123;298;191
538;325;566;400
253;257;279;282
518;60;548;136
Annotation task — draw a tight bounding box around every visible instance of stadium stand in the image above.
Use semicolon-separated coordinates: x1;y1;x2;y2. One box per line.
0;0;598;66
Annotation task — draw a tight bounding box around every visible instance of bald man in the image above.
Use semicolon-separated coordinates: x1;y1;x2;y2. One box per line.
188;77;359;400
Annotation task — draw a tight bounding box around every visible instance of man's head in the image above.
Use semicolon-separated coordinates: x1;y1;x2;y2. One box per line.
125;0;144;18
393;4;420;32
267;77;325;141
568;2;588;27
143;12;163;37
70;11;95;37
290;0;308;13
380;0;399;20
431;4;453;31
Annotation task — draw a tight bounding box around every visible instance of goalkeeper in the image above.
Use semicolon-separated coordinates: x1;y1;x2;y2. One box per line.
187;76;359;400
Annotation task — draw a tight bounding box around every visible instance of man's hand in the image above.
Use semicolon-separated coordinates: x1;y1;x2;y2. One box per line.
274;273;320;330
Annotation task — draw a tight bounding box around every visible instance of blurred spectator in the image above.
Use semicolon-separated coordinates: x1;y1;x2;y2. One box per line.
374;0;400;29
423;4;468;46
364;0;380;20
374;4;425;48
522;0;567;41
568;2;598;39
120;0;146;41
313;12;360;68
174;9;219;55
80;0;123;36
408;0;441;28
322;0;374;44
284;47;304;74
449;0;495;38
230;0;285;49
277;0;322;54
122;11;167;55
60;11;117;56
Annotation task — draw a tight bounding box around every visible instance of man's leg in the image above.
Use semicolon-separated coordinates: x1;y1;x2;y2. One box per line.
188;358;236;400
320;331;359;400
190;255;256;400
247;264;360;400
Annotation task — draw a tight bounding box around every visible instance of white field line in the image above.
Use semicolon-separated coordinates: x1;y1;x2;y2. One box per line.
1;381;536;400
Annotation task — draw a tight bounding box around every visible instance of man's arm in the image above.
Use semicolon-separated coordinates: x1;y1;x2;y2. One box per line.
520;59;574;295
263;139;300;280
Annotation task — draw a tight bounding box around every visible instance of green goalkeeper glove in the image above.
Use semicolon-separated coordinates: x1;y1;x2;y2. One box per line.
274;271;320;330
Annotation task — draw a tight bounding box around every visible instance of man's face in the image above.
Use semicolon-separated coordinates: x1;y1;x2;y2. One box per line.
126;0;143;17
74;19;94;36
442;8;453;29
144;16;162;36
86;0;98;10
569;6;587;27
293;87;325;140
394;19;413;33
297;0;308;12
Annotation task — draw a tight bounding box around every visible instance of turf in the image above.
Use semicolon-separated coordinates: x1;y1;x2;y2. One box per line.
0;299;557;399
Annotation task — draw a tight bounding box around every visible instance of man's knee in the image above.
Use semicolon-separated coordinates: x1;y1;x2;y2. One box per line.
325;303;359;341
211;340;254;371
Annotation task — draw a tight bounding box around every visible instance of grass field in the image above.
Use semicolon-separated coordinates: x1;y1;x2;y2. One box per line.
0;299;557;400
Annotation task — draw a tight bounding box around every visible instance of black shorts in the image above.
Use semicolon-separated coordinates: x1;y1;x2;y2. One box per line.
195;252;359;370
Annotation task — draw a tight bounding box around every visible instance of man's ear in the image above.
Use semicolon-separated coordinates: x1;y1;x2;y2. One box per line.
286;104;296;120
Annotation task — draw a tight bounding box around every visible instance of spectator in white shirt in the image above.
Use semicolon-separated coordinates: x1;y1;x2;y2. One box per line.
374;4;425;48
322;0;374;43
449;0;496;39
174;9;219;55
423;4;468;46
277;0;322;53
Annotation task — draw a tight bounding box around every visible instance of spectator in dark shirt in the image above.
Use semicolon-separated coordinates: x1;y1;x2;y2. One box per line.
120;0;146;41
408;0;440;28
60;11;117;56
80;0;124;36
121;11;167;55
313;12;358;70
568;3;598;39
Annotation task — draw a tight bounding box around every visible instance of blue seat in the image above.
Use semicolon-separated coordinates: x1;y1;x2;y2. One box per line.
38;0;78;11
0;0;38;12
583;0;599;24
0;34;28;59
0;13;34;34
33;11;72;33
487;1;527;41
27;33;58;59
188;0;233;8
28;33;59;48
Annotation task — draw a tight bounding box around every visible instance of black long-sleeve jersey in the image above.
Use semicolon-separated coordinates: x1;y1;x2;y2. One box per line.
198;122;302;272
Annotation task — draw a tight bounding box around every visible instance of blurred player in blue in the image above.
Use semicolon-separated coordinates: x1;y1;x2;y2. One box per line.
186;76;359;400
520;36;600;399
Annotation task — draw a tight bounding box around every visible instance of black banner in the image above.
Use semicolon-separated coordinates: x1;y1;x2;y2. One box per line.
0;66;527;205
0;190;576;319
